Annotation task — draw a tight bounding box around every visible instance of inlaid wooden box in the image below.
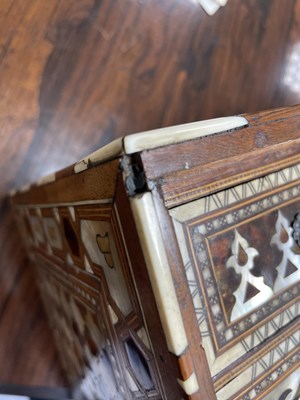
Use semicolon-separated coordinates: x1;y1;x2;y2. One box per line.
10;106;300;400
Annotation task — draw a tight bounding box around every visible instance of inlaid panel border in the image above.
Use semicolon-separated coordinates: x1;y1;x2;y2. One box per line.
228;349;300;400
214;318;300;395
185;182;300;355
171;163;300;385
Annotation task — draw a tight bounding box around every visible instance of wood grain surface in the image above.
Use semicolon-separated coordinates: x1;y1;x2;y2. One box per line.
1;0;300;388
140;105;300;207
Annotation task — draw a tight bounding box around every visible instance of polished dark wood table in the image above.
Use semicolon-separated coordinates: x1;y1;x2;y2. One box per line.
0;0;300;387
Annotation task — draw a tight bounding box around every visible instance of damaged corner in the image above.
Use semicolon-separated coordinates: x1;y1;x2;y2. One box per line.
121;153;149;196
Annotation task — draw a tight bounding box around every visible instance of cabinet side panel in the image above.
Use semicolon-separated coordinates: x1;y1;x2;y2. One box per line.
11;160;175;399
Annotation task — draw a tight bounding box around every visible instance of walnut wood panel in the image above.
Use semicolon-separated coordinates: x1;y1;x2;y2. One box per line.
2;0;300;388
140;105;300;207
11;159;120;206
140;105;300;179
160;143;300;208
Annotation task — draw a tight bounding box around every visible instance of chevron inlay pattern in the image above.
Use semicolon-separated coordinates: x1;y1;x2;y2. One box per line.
199;162;300;216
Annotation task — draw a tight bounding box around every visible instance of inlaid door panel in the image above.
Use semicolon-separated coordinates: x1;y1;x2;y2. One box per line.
170;163;300;400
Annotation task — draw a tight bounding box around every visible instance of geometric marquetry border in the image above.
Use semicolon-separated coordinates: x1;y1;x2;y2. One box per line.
171;166;300;391
35;252;127;391
192;162;300;216
186;182;300;354
233;350;300;400
15;202;163;400
184;254;300;385
214;319;300;398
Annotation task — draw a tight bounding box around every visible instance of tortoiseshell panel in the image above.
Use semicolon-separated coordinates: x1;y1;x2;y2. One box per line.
171;163;300;400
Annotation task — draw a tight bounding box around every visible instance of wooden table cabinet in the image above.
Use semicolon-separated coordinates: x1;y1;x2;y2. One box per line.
10;105;300;400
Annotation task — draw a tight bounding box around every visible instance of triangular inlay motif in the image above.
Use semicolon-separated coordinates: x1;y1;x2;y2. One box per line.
244;282;260;302
284;259;299;278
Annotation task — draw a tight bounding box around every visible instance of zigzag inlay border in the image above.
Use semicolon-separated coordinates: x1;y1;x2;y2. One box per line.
171;162;300;222
202;162;300;214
